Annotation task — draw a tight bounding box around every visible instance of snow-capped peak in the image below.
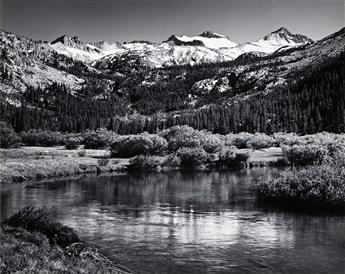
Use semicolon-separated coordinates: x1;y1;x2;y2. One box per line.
165;31;237;49
49;35;125;62
47;27;313;65
199;31;226;39
263;27;313;44
93;40;123;52
50;35;105;61
228;27;314;55
51;35;90;50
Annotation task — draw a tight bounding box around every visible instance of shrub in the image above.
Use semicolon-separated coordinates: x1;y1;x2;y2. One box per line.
83;128;117;149
160;125;224;153
200;133;223;153
247;133;275;149
3;205;79;247
218;147;249;168
282;144;328;166
97;158;109;166
20;130;66;147
273;132;302;146
176;147;207;168
78;150;86;157
149;134;168;155
65;137;80;150
235;151;250;162
160;125;201;152
222;132;274;149
110;133;167;158
162;154;181;169
128;155;161;171
0;121;21;148
224;132;252;149
255;164;345;210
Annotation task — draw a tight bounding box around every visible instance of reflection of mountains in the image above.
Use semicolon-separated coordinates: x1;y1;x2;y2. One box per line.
76;170;272;215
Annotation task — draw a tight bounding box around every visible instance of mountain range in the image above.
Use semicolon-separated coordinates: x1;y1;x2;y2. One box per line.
49;27;313;64
0;26;345;134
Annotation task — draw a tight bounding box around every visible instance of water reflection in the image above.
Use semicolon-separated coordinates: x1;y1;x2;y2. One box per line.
1;169;345;273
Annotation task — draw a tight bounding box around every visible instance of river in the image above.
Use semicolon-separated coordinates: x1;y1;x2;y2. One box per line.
1;168;345;273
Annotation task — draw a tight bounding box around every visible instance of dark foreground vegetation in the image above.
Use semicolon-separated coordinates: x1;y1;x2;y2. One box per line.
0;205;129;273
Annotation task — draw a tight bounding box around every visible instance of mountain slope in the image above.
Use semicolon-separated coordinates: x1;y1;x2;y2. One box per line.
0;30;85;105
1;27;344;134
50;35;123;62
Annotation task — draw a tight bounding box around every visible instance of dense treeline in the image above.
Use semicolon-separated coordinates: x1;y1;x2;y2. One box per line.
107;51;345;134
1;50;344;134
0;82;129;132
168;51;345;134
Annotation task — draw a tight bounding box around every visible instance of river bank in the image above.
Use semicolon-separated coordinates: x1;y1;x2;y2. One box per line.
0;146;129;184
0;206;131;274
0;146;283;184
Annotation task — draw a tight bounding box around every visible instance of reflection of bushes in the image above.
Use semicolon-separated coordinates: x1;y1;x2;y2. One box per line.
110;133;167;158
128;155;161;171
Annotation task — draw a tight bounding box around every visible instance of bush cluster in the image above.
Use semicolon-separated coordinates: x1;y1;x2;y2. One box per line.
97;158;109;166
110;133;167;158
83;128;117;149
218;147;249;168
222;132;275;149
128;155;161;171
0;122;21;148
160;125;223;153
255;162;345;210
20;130;66;147
176;147;208;168
282;144;328;166
65;137;80;150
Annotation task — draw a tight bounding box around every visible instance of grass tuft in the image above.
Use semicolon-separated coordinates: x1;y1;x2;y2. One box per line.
3;205;79;247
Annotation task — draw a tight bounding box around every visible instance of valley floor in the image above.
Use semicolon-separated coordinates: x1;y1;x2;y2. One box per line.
0;146;282;184
0;147;128;184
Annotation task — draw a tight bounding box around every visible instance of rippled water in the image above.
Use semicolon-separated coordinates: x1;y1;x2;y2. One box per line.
1;169;345;273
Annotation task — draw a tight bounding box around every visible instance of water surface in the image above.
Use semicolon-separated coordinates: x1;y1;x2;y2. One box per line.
1;169;345;273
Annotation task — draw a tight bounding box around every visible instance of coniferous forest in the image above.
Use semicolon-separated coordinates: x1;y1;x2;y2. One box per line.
1;49;344;135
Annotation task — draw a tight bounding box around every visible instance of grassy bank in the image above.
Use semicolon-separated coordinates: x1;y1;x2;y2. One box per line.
3;125;345;185
0;146;282;184
0;206;130;273
0;147;128;184
255;146;345;210
255;163;345;211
